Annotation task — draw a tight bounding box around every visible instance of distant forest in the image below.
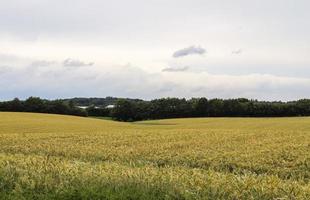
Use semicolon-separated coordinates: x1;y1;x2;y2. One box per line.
63;97;142;107
1;97;310;121
0;97;88;117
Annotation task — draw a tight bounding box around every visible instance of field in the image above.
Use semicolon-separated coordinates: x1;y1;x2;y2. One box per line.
0;112;310;199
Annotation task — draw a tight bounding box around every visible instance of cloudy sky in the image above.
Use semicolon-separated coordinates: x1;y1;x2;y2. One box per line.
0;0;310;101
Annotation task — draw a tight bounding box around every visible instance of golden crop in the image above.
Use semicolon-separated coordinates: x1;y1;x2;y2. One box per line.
0;112;310;199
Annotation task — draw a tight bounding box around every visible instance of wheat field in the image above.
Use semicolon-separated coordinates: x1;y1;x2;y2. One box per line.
0;112;310;199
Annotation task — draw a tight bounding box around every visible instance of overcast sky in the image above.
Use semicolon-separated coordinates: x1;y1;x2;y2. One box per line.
0;0;310;101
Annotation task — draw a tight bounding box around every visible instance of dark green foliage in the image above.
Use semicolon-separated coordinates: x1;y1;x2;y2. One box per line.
150;98;192;119
111;99;137;121
0;97;87;117
110;98;310;121
191;97;209;117
86;106;110;117
63;97;142;107
2;97;310;121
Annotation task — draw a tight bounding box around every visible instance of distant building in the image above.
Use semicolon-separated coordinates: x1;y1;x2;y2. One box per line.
105;105;115;109
77;105;115;109
77;106;89;109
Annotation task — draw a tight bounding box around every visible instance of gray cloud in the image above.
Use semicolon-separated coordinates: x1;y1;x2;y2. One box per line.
232;49;242;55
162;66;189;72
173;46;206;58
63;58;94;67
30;60;55;67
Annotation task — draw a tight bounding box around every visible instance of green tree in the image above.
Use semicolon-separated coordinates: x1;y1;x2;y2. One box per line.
111;99;135;121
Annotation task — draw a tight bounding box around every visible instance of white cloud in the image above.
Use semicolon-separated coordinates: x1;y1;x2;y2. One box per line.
162;72;310;100
63;58;94;67
0;59;310;101
0;1;310;100
30;60;55;67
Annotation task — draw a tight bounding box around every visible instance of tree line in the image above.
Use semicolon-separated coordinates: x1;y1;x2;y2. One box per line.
62;97;142;107
2;97;310;121
110;98;310;121
0;97;87;117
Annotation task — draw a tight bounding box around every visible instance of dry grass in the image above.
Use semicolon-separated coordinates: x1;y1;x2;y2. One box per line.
0;112;310;199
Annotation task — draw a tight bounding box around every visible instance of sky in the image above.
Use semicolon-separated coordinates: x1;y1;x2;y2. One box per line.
0;0;310;101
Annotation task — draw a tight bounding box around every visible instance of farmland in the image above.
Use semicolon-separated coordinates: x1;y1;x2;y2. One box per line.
0;112;310;199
